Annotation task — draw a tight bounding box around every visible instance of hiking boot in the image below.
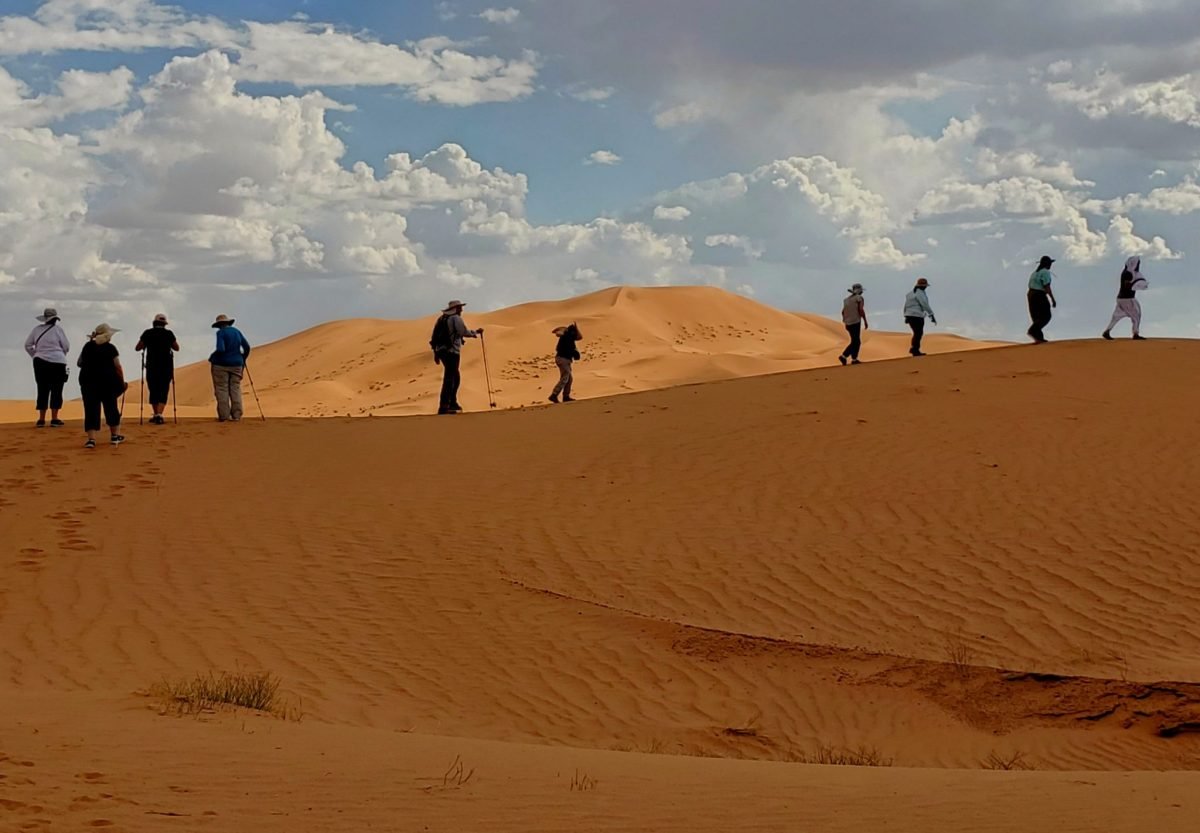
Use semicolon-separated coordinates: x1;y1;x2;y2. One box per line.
50;419;65;427
838;355;848;366
1133;334;1146;340
84;438;96;449
911;351;926;357
548;394;559;403
110;434;125;446
563;395;574;402
1102;331;1113;340
851;359;862;365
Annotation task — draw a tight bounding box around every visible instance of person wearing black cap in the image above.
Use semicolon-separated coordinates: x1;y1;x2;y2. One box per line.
135;313;180;425
1027;256;1058;343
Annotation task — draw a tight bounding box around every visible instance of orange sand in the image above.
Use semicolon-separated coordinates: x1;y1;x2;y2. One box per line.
3;330;1200;831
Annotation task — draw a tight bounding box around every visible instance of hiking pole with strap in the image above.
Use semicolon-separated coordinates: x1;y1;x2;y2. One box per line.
139;351;145;425
171;373;178;425
244;363;266;422
480;332;497;409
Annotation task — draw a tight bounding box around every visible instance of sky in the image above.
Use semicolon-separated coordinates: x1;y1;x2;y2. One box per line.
2;0;1199;395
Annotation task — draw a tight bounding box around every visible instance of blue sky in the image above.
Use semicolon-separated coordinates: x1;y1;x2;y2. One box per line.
1;0;1199;394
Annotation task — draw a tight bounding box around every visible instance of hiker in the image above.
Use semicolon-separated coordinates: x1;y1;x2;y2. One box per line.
430;300;482;415
903;278;936;357
135;313;180;424
549;323;583;403
24;307;70;428
209;314;251;422
77;323;126;448
839;284;868;365
1103;256;1148;341
1027;256;1058;343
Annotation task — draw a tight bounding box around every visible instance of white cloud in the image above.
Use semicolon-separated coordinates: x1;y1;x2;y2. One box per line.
585;150;622;166
478;7;520;25
654;102;706;129
653;205;691;221
1047;69;1200;129
0;66;134;127
704;234;764;260
565;85;615;102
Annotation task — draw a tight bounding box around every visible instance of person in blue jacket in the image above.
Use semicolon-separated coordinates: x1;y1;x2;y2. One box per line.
209;314;251;422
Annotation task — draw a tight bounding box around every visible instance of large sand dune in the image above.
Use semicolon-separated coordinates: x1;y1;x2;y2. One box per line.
2;286;995;422
2;339;1200;830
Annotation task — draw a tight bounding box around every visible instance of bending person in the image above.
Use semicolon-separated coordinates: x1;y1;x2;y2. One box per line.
1103;257;1148;341
136;313;180;424
77;323;126;448
25;307;70;428
549;323;583;403
209;314;251;422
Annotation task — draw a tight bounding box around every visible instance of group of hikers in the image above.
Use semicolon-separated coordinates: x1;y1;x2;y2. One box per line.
838;255;1150;363
22;256;1152;440
23;310;251;448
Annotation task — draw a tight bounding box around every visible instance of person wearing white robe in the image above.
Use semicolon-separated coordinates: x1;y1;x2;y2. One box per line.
1103;256;1148;340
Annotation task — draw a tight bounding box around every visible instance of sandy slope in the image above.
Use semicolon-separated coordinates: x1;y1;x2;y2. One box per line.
0;286;995;422
3;339;1200;831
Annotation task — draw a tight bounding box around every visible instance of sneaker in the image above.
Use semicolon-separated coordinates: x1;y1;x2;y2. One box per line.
563;396;574;402
838;355;848;366
1133;334;1147;340
548;393;559;403
110;434;125;446
851;359;862;365
1102;331;1113;341
84;439;96;449
35;419;46;428
50;419;65;427
911;351;926;357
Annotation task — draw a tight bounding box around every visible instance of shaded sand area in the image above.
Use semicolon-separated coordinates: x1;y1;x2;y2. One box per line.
0;285;995;423
3;339;1200;831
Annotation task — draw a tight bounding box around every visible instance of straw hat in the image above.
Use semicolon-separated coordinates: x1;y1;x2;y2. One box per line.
36;307;60;323
442;300;466;314
211;314;235;328
89;323;120;345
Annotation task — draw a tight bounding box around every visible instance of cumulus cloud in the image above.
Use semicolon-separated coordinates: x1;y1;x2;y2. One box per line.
654;102;705;129
565;85;614;102
0;66;134;127
585;150;622;166
653;205;691;221
478;7;520;24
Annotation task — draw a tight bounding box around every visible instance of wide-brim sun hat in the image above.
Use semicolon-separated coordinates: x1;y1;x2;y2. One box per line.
36;307;59;322
154;313;169;325
443;300;466;313
90;323;120;343
849;283;864;293
212;314;235;328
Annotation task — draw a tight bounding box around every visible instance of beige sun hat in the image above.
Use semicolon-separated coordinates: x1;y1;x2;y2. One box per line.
36;307;60;323
212;314;235;328
89;323;120;345
442;300;466;314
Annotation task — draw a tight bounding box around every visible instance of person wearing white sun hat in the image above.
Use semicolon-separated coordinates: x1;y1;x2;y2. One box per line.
77;323;127;449
429;300;483;414
209;314;251;422
24;307;71;428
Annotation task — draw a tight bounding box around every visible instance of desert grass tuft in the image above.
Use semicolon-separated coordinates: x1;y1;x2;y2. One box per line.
787;743;894;767
151;671;300;720
570;769;599;791
943;632;976;678
982;750;1033;771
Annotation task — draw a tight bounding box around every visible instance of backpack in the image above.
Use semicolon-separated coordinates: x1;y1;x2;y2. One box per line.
430;315;453;353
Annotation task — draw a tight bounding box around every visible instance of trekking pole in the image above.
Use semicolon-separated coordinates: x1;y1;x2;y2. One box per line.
480;333;497;409
171;374;178;425
244;363;266;422
139;351;145;425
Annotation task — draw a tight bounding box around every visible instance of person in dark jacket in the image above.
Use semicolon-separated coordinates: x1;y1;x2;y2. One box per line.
1102;256;1148;340
549;323;583;403
209;314;251;422
77;323;126;449
135;313;180;424
431;300;482;415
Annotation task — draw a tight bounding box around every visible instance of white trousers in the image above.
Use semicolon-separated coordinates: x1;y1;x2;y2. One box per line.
1106;298;1142;336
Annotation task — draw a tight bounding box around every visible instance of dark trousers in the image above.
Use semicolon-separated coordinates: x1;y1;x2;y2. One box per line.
1027;289;1052;341
33;358;67;411
841;323;862;360
438;352;462;412
147;367;173;406
906;316;926;354
82;387;121;432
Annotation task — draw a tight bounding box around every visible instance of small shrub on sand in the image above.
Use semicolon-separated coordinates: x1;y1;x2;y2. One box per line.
151;671;298;719
570;769;599;791
982;750;1033;771
788;743;893;767
943;632;976;677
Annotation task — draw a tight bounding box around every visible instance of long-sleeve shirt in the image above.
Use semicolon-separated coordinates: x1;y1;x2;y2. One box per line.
903;289;934;319
446;313;478;354
209;326;251;367
24;323;71;364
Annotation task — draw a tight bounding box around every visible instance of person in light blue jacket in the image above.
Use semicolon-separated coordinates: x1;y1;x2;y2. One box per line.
209;314;251;422
903;278;936;357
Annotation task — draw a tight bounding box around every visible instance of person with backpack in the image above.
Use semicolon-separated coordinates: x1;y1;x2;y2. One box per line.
549;323;583;403
209;314;251;422
430;300;482;415
24;307;70;428
839;284;868;365
135;313;180;424
77;323;126;448
1102;256;1148;341
903;278;936;357
1027;255;1058;343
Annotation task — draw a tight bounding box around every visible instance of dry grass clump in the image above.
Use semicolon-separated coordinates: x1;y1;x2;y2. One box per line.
151;671;300;720
982;750;1033;771
943;632;976;678
789;743;893;767
570;769;599;791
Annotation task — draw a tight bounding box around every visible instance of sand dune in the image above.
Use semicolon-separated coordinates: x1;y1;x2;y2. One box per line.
1;285;997;423
3;338;1200;830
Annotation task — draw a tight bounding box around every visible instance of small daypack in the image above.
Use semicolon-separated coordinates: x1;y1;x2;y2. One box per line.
430;314;453;353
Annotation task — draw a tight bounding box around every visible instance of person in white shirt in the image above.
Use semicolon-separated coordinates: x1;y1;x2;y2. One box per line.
903;278;936;357
24;307;71;428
